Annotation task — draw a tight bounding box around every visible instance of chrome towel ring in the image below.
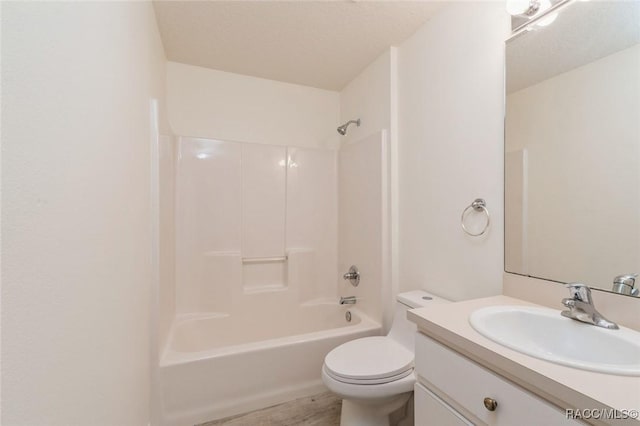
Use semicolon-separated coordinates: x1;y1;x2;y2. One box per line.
461;198;490;237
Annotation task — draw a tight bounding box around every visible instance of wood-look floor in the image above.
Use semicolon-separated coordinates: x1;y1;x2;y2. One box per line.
197;392;341;426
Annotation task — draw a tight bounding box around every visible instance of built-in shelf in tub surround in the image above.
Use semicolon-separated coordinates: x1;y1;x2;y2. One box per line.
407;296;640;426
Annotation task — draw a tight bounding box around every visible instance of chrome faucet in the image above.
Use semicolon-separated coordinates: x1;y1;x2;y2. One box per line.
561;283;618;329
612;273;638;297
340;296;357;305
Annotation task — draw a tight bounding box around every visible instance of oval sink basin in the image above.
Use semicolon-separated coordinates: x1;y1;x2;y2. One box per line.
469;305;640;376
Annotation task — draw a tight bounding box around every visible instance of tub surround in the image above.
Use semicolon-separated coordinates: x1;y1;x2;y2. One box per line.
408;296;640;425
161;130;390;425
338;130;390;325
174;137;339;314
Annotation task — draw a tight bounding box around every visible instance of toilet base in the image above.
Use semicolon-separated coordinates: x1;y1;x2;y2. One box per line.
339;392;412;426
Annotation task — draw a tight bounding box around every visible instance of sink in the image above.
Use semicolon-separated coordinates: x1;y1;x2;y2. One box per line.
469;305;640;376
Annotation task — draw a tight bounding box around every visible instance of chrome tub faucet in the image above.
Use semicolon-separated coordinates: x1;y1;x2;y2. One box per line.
561;283;618;329
340;296;357;305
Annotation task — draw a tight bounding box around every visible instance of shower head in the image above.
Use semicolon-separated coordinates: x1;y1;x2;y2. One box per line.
337;119;361;135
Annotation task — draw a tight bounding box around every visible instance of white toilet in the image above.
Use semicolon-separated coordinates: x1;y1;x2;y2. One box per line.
322;290;449;426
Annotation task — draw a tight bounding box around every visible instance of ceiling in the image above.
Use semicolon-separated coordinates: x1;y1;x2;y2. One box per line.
153;1;445;91
506;1;640;94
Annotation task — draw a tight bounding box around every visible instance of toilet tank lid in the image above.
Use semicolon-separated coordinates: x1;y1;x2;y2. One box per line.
396;290;450;308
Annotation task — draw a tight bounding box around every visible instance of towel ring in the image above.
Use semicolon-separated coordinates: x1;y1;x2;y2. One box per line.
461;198;490;237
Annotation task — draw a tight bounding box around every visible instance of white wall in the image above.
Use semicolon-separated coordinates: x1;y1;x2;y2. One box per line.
2;2;167;425
506;44;640;287
397;2;510;301
166;62;340;148
339;50;393;144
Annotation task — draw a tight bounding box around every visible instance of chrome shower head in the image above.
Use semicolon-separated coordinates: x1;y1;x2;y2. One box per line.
337;119;361;135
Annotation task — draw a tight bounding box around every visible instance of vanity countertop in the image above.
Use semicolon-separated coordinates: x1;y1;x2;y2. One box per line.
408;295;640;425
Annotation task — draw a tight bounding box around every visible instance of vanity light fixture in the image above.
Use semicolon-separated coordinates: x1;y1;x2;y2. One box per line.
508;0;559;30
506;0;540;17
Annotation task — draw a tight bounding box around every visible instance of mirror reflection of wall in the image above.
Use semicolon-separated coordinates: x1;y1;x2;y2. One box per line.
505;1;640;294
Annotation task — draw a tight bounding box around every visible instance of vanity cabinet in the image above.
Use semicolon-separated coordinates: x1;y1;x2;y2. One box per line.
414;332;582;425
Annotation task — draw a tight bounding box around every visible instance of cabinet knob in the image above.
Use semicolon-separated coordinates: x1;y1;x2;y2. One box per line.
483;397;498;411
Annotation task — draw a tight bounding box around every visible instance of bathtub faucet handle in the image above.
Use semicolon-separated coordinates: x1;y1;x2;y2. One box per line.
343;265;360;287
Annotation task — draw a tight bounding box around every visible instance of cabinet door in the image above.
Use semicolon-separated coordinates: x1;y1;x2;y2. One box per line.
415;333;581;426
415;383;474;426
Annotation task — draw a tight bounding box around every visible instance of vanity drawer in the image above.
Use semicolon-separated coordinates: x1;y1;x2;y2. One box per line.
415;333;578;426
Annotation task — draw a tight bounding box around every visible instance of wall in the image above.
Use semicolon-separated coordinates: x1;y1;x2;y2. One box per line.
339;49;397;329
2;2;167;425
506;44;640;287
166;62;340;148
397;2;510;301
339;49;393;145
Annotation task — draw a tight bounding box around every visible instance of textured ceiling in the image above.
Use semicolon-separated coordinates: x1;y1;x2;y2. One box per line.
153;1;445;90
507;1;640;94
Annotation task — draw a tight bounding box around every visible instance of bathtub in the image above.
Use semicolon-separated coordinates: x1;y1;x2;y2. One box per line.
159;302;380;426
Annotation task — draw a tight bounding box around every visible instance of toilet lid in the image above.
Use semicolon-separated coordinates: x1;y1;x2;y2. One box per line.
324;336;414;383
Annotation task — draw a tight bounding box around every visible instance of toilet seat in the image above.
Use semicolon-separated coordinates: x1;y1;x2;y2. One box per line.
324;336;414;385
324;365;414;385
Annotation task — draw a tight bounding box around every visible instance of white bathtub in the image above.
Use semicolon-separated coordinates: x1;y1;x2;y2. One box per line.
159;302;380;426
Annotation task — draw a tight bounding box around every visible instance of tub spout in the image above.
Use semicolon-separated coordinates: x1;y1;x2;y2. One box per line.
340;296;357;305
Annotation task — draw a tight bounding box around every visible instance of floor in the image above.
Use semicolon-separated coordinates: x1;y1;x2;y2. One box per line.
198;392;341;426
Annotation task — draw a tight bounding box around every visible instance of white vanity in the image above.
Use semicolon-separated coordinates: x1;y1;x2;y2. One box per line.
408;296;640;426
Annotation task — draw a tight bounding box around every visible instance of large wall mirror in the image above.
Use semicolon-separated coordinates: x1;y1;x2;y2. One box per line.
505;1;640;296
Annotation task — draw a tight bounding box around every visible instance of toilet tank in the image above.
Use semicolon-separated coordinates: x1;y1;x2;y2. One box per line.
388;290;450;351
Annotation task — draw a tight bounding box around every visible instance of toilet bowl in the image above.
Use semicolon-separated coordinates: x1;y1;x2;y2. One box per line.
322;290;449;426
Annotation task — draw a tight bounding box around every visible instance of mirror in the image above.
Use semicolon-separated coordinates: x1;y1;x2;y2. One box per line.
504;1;640;295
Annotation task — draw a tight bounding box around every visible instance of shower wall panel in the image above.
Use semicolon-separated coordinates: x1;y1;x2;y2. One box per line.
175;137;338;315
338;131;389;326
158;134;176;351
286;148;338;303
176;138;242;314
241;144;287;258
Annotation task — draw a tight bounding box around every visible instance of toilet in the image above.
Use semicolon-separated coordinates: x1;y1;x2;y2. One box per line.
322;290;449;426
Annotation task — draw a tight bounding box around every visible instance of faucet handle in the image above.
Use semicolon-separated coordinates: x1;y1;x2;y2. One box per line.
565;283;592;303
343;265;360;287
562;284;619;329
612;273;638;296
613;273;637;286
